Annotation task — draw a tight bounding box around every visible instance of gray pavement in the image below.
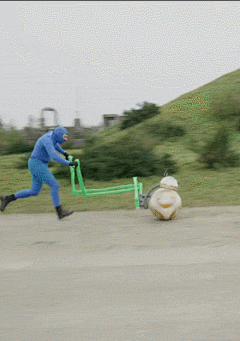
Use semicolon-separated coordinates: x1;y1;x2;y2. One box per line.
1;206;240;340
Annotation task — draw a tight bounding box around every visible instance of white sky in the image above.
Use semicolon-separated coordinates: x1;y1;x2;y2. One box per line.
0;1;240;129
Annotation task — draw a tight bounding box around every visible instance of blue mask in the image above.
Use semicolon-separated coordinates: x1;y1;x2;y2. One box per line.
52;127;68;144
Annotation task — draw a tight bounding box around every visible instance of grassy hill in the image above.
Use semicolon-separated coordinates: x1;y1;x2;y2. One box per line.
94;68;240;167
1;68;240;214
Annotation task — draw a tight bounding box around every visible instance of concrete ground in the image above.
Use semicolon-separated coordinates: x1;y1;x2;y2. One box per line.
1;206;240;341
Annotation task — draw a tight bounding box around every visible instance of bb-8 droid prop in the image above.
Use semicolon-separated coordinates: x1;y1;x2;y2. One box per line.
139;176;182;220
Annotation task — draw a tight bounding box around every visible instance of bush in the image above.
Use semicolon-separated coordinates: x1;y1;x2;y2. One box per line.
144;121;186;141
235;113;240;131
211;92;240;121
52;137;178;182
0;130;33;155
198;127;240;169
76;137;178;181
120;102;160;130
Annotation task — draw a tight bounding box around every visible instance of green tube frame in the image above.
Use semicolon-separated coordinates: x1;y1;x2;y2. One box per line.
69;156;143;208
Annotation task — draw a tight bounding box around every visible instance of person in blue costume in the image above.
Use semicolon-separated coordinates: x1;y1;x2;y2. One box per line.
0;126;78;219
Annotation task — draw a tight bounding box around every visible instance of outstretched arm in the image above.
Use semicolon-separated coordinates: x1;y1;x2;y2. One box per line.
55;143;65;155
44;139;70;165
55;143;69;160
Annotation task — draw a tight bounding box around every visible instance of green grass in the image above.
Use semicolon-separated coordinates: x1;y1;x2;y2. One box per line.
0;152;240;215
94;69;240;149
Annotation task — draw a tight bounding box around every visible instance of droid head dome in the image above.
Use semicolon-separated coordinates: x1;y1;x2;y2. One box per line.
160;176;179;190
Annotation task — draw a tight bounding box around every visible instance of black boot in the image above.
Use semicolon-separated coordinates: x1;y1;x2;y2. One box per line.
1;194;16;212
55;205;74;219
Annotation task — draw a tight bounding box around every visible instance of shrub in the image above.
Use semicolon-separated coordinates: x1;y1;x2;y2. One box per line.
235;112;240;131
0;130;33;155
198;127;240;169
211;92;240;121
144;121;186;141
52;137;178;182
77;137;178;181
120;102;160;130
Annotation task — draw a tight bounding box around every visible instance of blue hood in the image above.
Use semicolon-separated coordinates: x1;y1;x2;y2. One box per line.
51;127;68;144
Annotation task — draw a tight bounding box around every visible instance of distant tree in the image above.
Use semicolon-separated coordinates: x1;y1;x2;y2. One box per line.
120;102;160;130
27;115;36;128
6;119;17;131
0;117;4;130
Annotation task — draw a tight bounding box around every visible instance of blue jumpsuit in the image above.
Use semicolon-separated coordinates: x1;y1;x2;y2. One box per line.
14;127;71;207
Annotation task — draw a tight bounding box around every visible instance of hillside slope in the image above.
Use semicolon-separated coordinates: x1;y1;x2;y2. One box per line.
92;68;240;169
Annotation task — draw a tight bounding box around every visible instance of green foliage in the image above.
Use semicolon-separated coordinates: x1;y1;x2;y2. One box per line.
0;118;4;130
83;135;98;148
0;129;33;155
120;102;160;130
143;121;186;141
77;137;178;181
210;91;240;121
52;135;178;182
235;112;240;131
198;127;240;169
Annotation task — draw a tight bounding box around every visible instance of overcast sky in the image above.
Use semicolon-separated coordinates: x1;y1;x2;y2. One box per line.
0;1;240;129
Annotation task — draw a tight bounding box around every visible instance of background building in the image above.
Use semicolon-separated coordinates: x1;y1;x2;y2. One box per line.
23;108;123;148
